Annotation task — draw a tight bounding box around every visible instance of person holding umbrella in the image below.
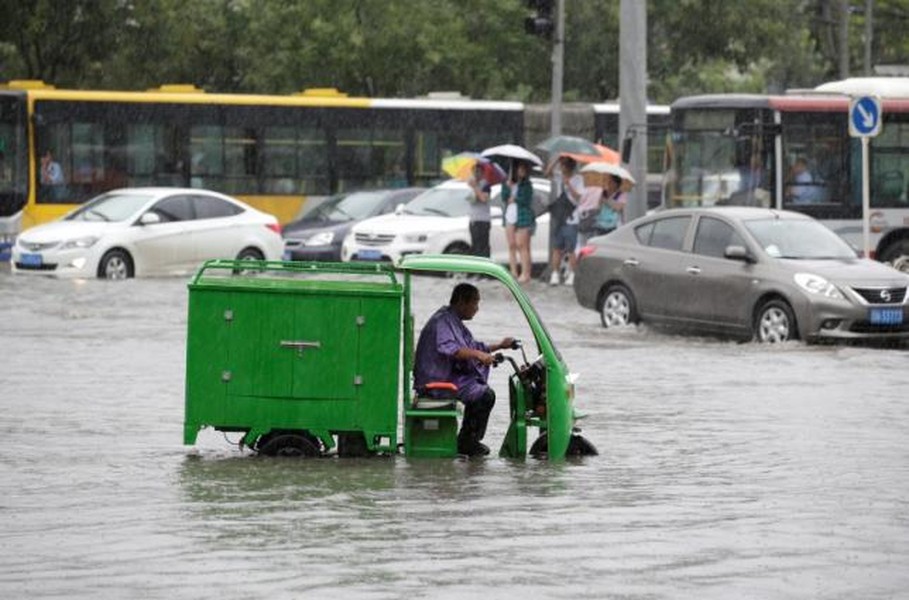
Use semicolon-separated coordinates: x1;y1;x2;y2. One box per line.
503;160;536;283
467;162;492;258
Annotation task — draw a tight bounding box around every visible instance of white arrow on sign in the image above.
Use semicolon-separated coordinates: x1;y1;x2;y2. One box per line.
856;102;875;128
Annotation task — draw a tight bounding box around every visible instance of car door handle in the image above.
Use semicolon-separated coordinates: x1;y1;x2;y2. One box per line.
623;258;640;267
686;266;701;275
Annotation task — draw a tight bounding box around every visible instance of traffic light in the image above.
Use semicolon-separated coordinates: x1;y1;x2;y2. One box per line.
525;0;554;38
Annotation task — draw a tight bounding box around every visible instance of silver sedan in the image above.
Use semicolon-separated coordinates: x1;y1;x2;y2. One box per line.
574;207;909;343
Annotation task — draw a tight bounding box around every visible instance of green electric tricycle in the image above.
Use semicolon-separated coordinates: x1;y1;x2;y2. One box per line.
183;255;596;460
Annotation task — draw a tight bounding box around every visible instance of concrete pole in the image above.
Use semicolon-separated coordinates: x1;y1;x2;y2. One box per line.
839;0;850;79
864;0;873;75
619;0;647;221
550;0;565;137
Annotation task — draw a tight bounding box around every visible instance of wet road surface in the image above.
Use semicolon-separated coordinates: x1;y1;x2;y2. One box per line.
2;272;908;599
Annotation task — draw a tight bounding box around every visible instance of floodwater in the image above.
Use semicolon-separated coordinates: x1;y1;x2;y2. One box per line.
2;271;908;599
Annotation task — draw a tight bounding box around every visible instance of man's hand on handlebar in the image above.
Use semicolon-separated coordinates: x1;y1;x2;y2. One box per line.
491;337;519;352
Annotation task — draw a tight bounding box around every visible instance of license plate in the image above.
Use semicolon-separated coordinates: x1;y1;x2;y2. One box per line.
20;252;43;266
869;307;904;325
358;248;382;261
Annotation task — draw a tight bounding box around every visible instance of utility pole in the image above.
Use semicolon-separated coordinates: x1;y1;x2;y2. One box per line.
864;0;873;75
839;0;850;79
551;0;564;137
619;0;647;221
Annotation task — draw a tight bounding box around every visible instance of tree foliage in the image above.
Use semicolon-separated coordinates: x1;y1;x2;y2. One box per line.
1;0;908;103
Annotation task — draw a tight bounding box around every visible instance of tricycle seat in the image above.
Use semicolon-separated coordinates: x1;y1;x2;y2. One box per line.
405;382;460;457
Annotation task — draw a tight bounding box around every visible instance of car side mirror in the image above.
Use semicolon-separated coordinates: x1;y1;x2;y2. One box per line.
394;203;405;215
724;244;753;262
139;212;161;226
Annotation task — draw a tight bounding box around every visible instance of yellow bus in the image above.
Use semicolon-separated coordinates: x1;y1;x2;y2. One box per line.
0;80;670;257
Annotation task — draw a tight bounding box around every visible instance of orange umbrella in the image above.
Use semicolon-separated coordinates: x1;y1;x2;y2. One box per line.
545;144;620;174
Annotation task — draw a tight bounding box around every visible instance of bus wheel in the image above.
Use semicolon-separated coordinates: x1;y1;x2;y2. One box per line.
98;249;133;280
881;239;909;273
529;433;548;458
754;299;798;343
256;431;321;457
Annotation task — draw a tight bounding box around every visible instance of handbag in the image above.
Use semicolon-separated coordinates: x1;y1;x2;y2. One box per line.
578;209;599;234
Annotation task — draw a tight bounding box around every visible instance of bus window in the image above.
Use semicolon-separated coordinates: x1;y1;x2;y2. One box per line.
0;94;27;224
781;114;846;209
223;126;258;194
871;121;909;208
263;126;299;194
298;127;328;195
190;126;223;190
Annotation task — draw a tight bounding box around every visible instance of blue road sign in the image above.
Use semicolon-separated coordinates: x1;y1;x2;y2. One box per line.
849;96;881;137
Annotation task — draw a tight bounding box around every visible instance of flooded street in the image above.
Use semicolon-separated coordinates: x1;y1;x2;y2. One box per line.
2;271;908;599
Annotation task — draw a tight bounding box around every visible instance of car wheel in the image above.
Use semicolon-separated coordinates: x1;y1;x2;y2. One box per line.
233;247;265;275
880;239;909;273
599;284;638;328
443;242;471;256
97;249;133;280
754;299;798;343
236;247;264;261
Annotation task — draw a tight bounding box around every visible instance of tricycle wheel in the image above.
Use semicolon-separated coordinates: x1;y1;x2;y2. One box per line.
566;434;598;457
529;433;548;458
256;431;322;457
529;433;598;458
337;432;370;458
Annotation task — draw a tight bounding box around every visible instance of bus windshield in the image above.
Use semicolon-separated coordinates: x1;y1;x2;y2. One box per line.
667;107;774;209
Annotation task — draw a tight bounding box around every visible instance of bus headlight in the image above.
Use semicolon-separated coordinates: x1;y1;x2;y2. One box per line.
61;236;100;250
794;272;844;300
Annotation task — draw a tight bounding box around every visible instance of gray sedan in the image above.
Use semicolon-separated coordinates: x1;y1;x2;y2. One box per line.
574;207;909;342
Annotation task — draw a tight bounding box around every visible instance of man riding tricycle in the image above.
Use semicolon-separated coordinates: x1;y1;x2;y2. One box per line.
183;254;596;460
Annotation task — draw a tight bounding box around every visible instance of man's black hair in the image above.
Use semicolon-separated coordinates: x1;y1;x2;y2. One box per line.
450;282;479;306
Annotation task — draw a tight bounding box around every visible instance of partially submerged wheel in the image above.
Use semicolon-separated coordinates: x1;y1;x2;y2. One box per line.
599;283;638;328
255;431;322;457
529;433;599;458
98;249;133;279
754;298;798;343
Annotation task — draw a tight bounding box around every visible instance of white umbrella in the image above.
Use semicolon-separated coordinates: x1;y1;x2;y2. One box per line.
480;144;543;168
579;161;636;184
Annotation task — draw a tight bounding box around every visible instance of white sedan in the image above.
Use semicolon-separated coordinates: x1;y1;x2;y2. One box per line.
11;187;284;279
340;178;552;266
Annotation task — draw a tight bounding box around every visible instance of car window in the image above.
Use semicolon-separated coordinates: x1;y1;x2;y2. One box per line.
693;216;746;258
646;216;690;251
151;195;194;222
192;194;242;219
405;188;472;217
634;222;654;244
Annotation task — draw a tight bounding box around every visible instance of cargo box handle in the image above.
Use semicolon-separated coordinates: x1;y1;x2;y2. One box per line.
280;340;322;356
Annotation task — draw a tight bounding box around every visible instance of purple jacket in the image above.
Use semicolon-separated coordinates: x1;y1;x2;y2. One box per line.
413;306;490;403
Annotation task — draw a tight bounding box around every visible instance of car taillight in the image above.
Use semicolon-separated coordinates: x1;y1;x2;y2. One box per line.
266;223;282;235
577;244;597;260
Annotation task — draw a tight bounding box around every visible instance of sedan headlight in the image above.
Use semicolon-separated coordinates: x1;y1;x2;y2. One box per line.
403;233;428;243
60;236;100;250
304;231;335;246
794;272;844;300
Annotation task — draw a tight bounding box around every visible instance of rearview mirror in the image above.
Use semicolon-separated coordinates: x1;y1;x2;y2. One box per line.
724;244;753;262
139;212;161;226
